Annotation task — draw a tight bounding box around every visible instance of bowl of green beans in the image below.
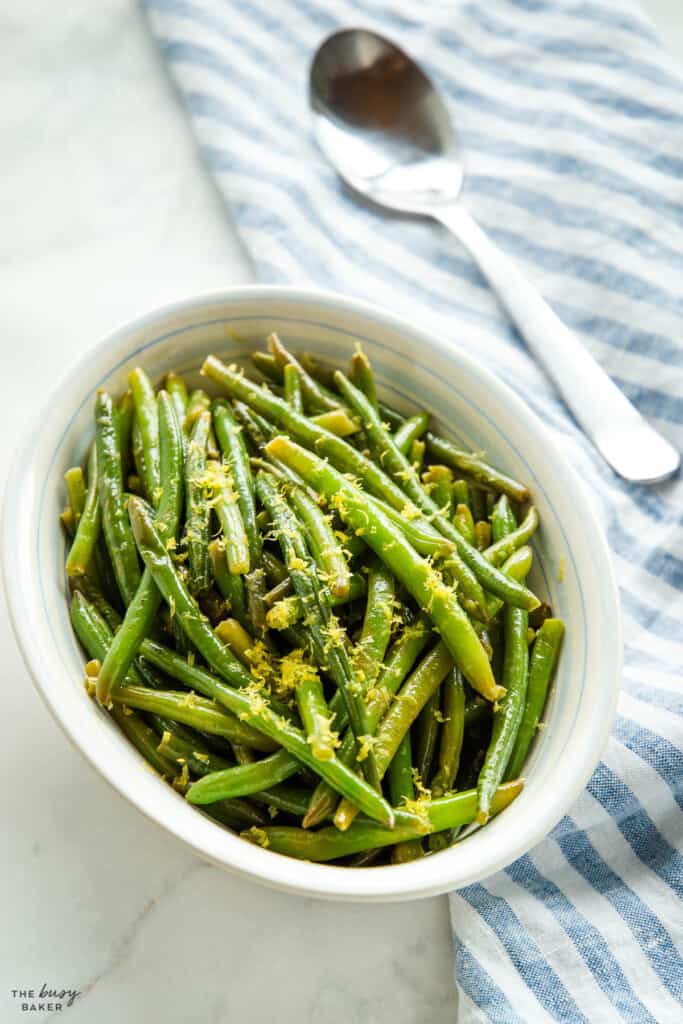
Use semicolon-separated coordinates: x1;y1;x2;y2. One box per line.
2;286;621;901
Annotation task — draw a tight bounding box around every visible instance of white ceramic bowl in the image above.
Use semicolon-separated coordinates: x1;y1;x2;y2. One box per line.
2;286;621;901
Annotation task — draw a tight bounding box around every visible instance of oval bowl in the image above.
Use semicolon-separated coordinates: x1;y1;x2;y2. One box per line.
2;286;621;901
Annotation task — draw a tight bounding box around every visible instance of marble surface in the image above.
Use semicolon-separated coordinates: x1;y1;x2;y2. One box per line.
1;2;680;1021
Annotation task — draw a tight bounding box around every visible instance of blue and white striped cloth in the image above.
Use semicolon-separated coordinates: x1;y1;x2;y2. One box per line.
143;1;683;1019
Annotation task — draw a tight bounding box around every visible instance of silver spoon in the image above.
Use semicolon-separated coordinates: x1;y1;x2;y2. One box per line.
309;28;680;484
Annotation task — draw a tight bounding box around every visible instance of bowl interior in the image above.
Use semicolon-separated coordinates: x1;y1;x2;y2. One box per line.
4;287;621;901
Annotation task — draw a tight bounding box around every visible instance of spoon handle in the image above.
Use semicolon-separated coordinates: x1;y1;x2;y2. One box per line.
436;204;679;484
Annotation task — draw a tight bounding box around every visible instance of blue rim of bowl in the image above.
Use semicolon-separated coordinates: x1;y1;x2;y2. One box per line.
2;285;622;900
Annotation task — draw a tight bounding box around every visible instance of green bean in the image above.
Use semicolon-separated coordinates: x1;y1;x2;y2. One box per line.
349;349;378;410
302;615;432;828
465;694;491;730
289;485;351;599
165;372;188;425
485;546;534;620
64;467;86;522
95;391;141;605
66;445;102;578
203;354;535;608
117;392;135;478
131;416;146;489
393;413;429;455
388;732;424;863
187;749;299;803
475;521;492;551
409;438;426;470
249;783;314;818
268;333;342;413
262;549;288;587
265;573;366;629
254;472;379;787
440;551;490;623
477;602;529;823
311;409;359;437
506;619;564;780
296;666;338;762
127;496;254;689
155;724;234;776
137;638;394;826
283;362;303;414
335;369;540;610
112;684;277;752
422;465;454;517
129;367;161;506
368;494;454;558
353;564;395;692
247;781;523;861
414;690;441;787
209;539;248;628
452;480;470;510
431;669;466;797
112;706;178;778
96;392;183;705
213;401;261;567
251;350;283;384
484;507;539;567
425;434;530;502
207;460;250;576
491;495;516;544
183;410;211;594
185;389;220;459
266;437;501;702
334;641;453;831
453;503;475;546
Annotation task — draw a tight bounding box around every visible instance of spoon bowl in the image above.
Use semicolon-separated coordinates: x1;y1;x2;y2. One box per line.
310;28;463;213
310;28;680;484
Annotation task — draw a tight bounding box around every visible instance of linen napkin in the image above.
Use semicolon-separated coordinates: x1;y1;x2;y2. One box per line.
143;1;683;1019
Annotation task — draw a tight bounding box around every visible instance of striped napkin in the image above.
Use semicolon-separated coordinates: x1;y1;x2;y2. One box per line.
143;0;683;1019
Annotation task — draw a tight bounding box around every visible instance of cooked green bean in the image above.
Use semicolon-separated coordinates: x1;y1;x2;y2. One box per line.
187;749;300;803
506;618;564;780
422;465;454;517
165;372;188;425
266;437;501;702
254;472;379;787
96;391;183;705
289;485;351;599
248;781;523;861
491;494;517;544
393;413;429;455
184;410;211;594
353;563;395;692
95;390;141;605
137;639;394;826
453;503;475;546
484;507;539;567
127;496;254;689
334;641;453;831
302;614;432;829
66;341;560;865
431;669;466;797
129;367;161;506
388;733;424;863
425;433;530;502
349;349;378;410
209;539;248;628
111;684;277;752
414;690;441;788
66;444;101;578
283;362;303;413
268;333;341;413
295;664;338;762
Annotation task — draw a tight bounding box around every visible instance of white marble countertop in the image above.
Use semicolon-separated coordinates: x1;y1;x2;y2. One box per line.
1;2;680;1021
